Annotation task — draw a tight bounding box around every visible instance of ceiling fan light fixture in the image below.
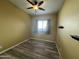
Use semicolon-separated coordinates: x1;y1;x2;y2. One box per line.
33;5;38;10
27;0;45;11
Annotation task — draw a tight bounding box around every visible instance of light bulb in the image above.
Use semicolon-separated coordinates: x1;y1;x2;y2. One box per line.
33;5;38;10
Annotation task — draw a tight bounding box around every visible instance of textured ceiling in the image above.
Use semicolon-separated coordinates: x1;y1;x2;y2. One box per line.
9;0;64;15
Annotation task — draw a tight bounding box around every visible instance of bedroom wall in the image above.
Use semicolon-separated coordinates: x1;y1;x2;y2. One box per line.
31;14;57;42
57;0;79;59
0;0;31;52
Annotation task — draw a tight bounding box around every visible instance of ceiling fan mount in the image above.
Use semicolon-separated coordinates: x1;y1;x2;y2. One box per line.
26;0;45;11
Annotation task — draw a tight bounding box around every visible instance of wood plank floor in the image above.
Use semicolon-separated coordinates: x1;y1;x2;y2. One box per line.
0;39;60;59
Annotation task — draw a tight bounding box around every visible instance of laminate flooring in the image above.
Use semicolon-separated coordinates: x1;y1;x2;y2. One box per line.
0;39;60;59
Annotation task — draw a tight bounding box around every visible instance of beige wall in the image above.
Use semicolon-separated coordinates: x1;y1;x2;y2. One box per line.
31;14;57;42
57;0;79;59
0;0;31;52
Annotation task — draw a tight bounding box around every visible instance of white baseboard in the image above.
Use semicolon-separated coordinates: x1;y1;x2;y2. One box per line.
0;39;30;54
56;44;63;59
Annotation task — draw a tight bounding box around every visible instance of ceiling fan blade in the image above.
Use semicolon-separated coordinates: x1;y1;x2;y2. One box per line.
38;1;44;6
39;7;45;11
34;1;38;5
27;7;33;9
27;0;34;5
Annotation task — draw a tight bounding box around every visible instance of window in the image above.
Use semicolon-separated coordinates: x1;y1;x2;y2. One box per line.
32;19;51;34
37;20;48;33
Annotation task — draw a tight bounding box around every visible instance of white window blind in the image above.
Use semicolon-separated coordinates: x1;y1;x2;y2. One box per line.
37;20;48;33
32;19;51;34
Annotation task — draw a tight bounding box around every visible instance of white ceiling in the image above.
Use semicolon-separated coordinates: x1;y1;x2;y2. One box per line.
9;0;64;15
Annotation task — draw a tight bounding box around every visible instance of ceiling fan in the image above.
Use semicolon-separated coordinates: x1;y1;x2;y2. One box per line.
26;0;45;11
